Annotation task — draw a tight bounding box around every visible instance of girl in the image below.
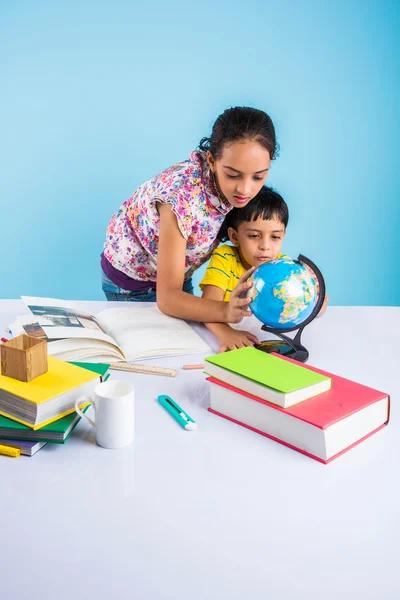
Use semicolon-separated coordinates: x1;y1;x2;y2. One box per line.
101;106;277;325
200;187;328;352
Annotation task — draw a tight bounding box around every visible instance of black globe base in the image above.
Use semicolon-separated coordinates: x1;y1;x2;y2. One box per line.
255;331;309;363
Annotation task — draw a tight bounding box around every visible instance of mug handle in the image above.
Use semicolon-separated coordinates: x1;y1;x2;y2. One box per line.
75;395;95;428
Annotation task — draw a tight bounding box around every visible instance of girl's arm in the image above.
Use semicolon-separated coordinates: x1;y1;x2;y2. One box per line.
156;203;254;323
201;284;261;352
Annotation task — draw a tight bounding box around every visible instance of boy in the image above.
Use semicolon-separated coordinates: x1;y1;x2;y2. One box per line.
200;186;327;352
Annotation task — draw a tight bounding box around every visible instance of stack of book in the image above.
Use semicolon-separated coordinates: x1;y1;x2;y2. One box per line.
0;359;109;456
204;347;390;464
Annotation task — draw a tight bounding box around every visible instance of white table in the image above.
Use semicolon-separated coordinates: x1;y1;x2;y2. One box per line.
0;301;399;600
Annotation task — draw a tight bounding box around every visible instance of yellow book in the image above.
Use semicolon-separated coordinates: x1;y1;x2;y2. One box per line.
0;357;98;429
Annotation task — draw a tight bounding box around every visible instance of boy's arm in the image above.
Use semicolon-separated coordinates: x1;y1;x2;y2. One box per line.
202;285;261;352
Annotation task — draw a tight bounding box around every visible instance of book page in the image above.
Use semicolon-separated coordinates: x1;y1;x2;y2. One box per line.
10;316;125;363
96;306;212;361
46;338;124;362
21;297;121;349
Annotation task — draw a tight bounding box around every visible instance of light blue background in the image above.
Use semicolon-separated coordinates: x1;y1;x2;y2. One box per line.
1;0;399;304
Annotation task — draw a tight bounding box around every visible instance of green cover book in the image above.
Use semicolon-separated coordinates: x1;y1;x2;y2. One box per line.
205;347;331;408
69;362;110;381
0;406;89;443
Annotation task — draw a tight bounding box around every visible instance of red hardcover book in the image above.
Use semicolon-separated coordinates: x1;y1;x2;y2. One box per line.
207;356;390;464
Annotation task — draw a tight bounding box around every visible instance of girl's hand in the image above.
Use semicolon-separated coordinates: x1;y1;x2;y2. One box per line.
218;329;261;353
224;267;255;324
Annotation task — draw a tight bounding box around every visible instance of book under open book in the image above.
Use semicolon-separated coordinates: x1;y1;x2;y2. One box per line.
0;363;105;441
0;357;99;428
9;296;212;363
0;399;89;442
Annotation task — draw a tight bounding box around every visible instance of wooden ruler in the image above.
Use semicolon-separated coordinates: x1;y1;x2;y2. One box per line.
109;361;179;377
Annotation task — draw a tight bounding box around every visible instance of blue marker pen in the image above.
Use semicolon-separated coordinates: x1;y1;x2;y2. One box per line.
158;395;197;431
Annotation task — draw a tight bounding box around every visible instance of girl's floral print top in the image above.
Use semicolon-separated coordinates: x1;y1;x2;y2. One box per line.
103;151;232;282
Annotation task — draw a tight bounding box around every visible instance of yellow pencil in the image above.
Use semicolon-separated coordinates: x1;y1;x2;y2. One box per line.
0;443;20;458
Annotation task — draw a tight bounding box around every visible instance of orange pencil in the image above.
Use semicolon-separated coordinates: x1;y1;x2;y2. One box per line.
183;364;204;370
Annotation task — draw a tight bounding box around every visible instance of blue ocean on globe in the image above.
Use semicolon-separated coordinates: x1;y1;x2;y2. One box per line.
249;258;318;329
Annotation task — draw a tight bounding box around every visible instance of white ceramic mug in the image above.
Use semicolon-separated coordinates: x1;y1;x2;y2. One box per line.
75;380;135;449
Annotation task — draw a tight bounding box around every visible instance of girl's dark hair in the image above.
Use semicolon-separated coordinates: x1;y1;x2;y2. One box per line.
218;186;289;242
199;106;278;160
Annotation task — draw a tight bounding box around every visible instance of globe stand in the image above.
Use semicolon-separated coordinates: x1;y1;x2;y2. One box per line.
255;255;326;363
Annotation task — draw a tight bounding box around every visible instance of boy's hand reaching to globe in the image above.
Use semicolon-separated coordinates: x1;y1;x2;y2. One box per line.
215;326;261;353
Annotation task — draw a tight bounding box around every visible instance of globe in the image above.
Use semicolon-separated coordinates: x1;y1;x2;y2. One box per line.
249;257;318;329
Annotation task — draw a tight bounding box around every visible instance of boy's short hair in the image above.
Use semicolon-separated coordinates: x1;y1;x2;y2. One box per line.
218;186;289;242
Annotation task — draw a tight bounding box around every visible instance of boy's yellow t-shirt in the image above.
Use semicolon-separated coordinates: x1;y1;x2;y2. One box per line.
199;244;288;301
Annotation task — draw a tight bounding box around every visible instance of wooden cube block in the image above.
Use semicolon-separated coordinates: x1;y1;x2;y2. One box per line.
0;334;48;382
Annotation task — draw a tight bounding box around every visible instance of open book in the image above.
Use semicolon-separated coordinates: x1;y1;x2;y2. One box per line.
9;296;212;363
